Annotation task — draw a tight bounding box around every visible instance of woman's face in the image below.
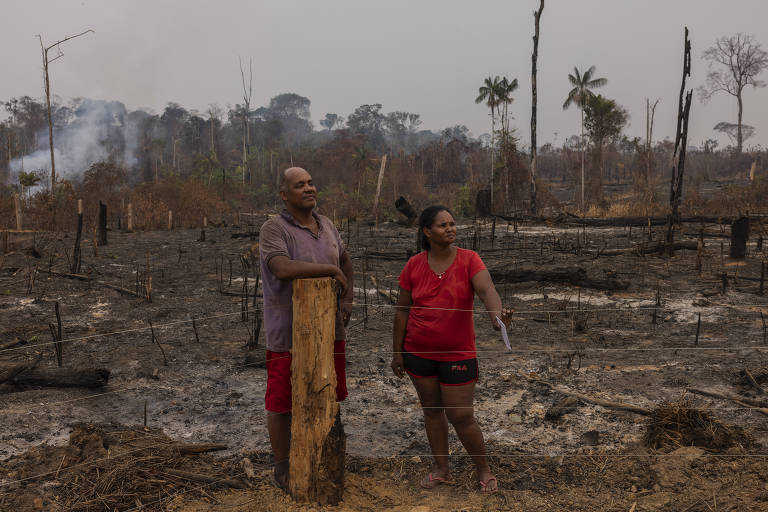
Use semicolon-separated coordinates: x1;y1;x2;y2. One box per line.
424;210;457;247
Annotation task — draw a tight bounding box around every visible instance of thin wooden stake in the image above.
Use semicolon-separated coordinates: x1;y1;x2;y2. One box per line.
148;319;168;366
695;312;701;346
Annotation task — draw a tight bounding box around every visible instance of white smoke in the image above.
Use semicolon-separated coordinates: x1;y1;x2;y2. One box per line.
9;98;141;184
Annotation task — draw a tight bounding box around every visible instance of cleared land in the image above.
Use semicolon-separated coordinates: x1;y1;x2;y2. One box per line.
1;217;767;511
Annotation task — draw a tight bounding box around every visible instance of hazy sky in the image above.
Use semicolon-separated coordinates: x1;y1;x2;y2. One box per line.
2;0;768;149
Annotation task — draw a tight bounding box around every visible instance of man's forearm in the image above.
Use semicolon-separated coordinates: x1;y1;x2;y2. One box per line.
270;258;339;281
341;256;354;304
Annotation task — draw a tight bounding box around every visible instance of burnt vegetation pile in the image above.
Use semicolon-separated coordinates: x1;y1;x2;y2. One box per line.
643;397;756;452
0;424;253;512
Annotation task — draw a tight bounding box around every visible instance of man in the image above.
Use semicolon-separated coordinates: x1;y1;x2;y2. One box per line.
259;166;353;490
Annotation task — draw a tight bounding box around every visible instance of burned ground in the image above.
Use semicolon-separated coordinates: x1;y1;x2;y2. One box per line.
1;217;767;511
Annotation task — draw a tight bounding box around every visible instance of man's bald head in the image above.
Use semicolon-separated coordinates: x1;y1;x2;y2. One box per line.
280;167;310;191
279;167;317;213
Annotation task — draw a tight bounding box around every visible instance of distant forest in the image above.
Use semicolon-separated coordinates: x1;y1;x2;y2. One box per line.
1;90;766;229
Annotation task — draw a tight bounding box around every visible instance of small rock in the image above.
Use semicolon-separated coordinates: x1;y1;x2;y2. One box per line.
508;414;522;424
581;430;600;446
411;456;421;463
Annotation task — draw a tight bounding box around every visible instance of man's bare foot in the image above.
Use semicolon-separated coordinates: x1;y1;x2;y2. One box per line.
420;466;451;489
273;459;289;491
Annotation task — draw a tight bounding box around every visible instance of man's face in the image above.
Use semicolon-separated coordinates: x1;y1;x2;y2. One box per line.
280;168;317;211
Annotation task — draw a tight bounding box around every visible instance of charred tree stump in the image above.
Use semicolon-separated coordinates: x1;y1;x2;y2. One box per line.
97;201;108;246
71;201;83;273
664;27;693;257
476;189;491;218
730;217;750;259
289;278;345;505
394;196;418;226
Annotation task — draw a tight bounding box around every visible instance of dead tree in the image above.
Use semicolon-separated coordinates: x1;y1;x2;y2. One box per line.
37;30;94;201
529;0;544;215
239;57;253;185
665;27;693;257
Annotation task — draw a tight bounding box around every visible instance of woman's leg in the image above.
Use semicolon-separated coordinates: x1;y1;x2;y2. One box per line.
440;382;496;491
409;375;450;481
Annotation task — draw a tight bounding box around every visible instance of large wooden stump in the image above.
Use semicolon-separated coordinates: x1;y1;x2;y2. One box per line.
289;278;345;505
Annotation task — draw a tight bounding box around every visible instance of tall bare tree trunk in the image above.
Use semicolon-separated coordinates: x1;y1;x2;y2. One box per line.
665;27;693;257
580;108;585;209
530;0;544;216
737;94;743;153
37;30;94;202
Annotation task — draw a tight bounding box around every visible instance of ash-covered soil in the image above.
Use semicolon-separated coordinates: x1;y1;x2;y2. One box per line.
1;217;767;510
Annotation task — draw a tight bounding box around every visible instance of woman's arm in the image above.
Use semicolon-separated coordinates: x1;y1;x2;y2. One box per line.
391;287;412;378
471;269;503;330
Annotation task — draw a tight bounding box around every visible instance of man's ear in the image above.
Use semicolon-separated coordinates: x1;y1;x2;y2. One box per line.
279;190;287;202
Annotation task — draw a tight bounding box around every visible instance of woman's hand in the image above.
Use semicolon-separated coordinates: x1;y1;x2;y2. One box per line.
391;353;405;378
492;308;514;330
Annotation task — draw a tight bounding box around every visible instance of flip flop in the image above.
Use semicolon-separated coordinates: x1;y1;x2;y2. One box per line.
420;472;452;489
479;476;498;493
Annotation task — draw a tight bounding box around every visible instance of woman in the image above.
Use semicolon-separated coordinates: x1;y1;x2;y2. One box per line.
391;205;508;493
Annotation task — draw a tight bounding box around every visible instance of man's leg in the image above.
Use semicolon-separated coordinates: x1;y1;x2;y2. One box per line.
267;411;291;488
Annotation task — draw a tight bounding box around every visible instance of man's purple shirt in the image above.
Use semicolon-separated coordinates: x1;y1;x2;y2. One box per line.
259;210;346;352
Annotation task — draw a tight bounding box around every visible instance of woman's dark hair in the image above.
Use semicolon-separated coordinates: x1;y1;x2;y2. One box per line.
418;205;452;251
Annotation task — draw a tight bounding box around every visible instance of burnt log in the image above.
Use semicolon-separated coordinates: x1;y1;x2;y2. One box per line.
490;266;629;290
598;240;699;257
730;217;750;259
394;196;418;225
3;366;110;388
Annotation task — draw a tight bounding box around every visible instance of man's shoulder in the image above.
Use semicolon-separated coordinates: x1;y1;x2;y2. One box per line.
261;215;289;235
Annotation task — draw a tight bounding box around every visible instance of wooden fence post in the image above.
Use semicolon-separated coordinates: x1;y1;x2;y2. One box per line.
97;201;108;246
289;277;345;505
127;203;133;232
14;194;22;231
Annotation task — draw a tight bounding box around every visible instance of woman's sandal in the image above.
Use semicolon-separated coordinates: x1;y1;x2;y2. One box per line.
420;472;452;489
479;476;498;493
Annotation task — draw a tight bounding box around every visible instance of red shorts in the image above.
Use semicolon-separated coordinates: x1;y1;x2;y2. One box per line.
265;340;348;413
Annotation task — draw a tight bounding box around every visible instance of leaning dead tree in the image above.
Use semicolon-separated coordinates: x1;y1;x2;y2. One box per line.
37;29;94;201
529;0;544;216
665;27;693;257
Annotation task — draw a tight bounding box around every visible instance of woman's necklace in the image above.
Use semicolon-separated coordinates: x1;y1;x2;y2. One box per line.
434;270;447;279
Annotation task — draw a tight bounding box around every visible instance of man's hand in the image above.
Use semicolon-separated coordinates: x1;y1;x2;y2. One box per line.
391;353;405;378
341;302;352;326
332;267;348;296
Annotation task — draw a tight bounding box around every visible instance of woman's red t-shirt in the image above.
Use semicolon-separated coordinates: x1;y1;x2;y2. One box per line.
398;248;487;361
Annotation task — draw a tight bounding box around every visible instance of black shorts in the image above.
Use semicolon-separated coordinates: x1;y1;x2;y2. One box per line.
403;351;479;385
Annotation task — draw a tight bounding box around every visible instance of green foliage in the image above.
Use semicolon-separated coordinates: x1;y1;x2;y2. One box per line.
18;171;41;188
583;95;628;145
455;184;474;217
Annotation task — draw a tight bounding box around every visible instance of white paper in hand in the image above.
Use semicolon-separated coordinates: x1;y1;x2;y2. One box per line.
496;316;511;351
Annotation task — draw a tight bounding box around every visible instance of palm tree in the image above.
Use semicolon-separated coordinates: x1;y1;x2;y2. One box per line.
476;76;502;209
496;77;519;136
563;65;607;209
495;77;519;203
